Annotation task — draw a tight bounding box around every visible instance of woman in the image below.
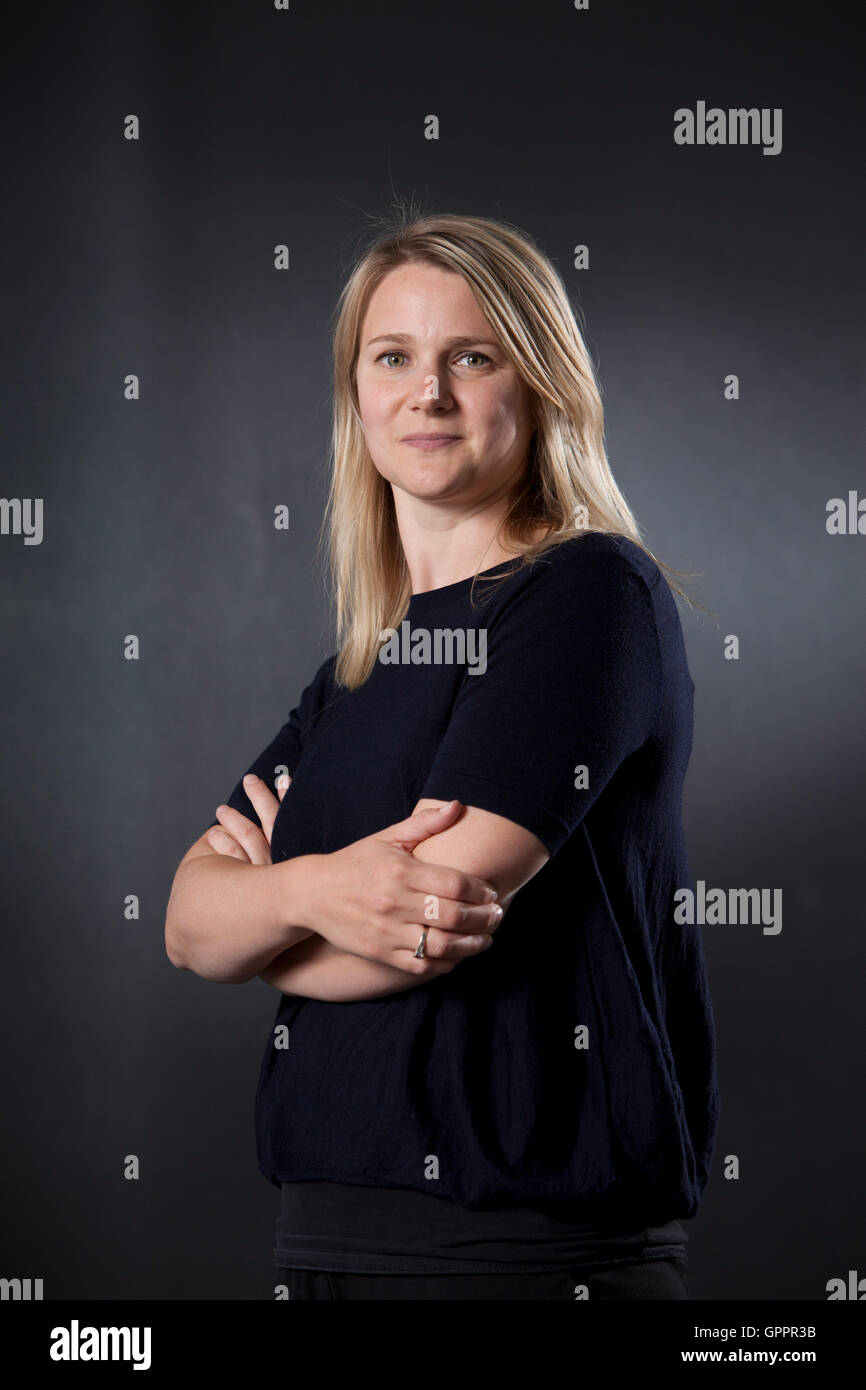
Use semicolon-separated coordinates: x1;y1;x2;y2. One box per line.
165;211;720;1301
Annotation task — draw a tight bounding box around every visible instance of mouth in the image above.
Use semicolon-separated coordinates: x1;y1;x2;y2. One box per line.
401;435;462;450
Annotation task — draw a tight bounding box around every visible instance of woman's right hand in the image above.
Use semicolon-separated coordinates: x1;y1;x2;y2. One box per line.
292;800;503;979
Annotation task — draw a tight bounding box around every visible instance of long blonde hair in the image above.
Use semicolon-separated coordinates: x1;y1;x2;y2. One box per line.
318;207;710;690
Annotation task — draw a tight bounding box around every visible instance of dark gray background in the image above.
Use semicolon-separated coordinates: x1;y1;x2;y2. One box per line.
1;0;862;1299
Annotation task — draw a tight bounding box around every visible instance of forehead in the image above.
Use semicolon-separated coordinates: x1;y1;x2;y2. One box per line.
361;263;493;338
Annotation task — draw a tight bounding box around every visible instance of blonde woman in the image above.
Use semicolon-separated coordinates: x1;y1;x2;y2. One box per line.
165;211;720;1302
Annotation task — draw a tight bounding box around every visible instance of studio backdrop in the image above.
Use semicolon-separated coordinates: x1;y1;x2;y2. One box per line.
1;0;862;1301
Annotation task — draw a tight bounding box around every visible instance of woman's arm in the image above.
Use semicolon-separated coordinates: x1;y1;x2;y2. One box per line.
259;935;417;1002
172;793;500;991
257;799;549;1002
166;836;318;984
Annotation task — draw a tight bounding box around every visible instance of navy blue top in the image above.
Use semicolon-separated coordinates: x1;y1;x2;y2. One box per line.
208;531;720;1230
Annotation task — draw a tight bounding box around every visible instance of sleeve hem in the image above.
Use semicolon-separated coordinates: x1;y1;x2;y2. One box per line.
418;767;571;857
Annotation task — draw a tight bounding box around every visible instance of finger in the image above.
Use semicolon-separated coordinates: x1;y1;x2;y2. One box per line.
206;825;252;863
402;859;499;907
366;893;502;967
241;773;284;843
214;804;273;866
406;894;504;937
276;772;292;801
398;924;495;971
380;800;464;853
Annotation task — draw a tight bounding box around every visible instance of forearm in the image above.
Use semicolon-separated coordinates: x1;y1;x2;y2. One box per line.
259;936;423;1003
165;854;318;985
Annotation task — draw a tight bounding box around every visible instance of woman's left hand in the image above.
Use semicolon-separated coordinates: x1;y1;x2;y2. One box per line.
207;773;291;865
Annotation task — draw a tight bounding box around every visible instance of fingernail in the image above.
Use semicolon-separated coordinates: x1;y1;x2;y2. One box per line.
215;805;227;814
484;887;498;902
243;774;257;785
438;800;455;811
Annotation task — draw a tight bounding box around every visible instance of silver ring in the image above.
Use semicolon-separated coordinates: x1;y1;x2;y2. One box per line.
413;928;428;959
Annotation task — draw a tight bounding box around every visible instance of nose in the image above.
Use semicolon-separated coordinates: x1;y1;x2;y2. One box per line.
407;353;455;410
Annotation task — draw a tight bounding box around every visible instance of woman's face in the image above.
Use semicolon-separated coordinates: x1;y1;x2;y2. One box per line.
355;262;536;512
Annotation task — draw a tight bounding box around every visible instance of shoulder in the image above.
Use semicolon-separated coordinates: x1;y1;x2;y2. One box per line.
471;533;665;662
313;652;339;698
520;531;663;612
531;530;660;582
295;652;339;721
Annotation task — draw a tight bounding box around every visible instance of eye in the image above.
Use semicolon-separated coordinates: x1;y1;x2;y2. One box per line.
374;350;492;368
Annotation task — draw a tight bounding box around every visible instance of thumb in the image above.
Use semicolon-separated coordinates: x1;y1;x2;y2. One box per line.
380;799;463;852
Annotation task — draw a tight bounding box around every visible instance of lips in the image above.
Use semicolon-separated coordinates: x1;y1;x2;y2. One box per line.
401;434;462;449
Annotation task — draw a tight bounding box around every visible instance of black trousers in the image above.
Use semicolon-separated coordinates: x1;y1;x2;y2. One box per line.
274;1256;688;1300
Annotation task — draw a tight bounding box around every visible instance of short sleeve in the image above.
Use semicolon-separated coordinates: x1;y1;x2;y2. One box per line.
419;549;663;857
205;660;330;836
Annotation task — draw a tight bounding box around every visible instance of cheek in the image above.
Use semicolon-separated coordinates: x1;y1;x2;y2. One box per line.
480;387;527;439
356;385;378;431
357;376;396;431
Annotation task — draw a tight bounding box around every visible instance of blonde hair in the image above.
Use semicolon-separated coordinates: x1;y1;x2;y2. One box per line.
317;207;710;690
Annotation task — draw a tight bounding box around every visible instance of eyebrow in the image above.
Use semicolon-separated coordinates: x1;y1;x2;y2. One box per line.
364;333;502;350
